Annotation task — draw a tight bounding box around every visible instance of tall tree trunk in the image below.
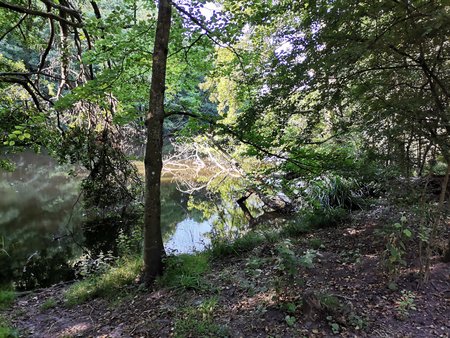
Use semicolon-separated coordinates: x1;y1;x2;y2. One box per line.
143;0;172;285
440;159;450;263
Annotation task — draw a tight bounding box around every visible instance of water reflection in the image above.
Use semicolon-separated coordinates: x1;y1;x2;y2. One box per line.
0;152;258;289
0;151;83;288
165;219;212;253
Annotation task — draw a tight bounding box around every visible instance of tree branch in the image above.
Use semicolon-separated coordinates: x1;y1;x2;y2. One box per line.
169;1;245;70
38;3;55;73
0;0;83;28
0;13;27;41
165;110;316;172
0;75;41;111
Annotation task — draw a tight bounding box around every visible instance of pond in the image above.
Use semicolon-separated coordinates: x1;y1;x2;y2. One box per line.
0;152;257;289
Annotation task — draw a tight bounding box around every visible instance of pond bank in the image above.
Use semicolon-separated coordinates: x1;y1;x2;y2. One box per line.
2;204;449;337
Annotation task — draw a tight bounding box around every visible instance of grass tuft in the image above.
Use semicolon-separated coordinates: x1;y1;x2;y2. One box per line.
281;220;312;237
157;253;210;291
0;287;15;310
0;316;18;338
303;207;350;228
65;256;141;306
174;297;228;338
210;232;265;258
40;297;57;310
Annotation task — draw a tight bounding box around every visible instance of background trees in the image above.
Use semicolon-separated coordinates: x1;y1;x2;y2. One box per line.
210;0;450;177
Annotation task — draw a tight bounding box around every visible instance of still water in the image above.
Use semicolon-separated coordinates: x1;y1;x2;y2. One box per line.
0;152;248;289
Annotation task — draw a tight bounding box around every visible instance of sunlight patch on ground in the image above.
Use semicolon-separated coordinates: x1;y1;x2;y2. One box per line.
59;322;90;336
344;227;365;236
230;290;277;312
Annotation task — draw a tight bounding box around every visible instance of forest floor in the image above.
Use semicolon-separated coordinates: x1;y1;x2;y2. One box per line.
2;203;450;338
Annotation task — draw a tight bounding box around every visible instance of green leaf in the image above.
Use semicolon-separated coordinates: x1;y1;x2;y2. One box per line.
403;229;412;238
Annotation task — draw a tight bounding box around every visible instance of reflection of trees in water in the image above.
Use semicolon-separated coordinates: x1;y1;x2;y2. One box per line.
0;153;83;289
160;183;192;242
0;152;259;289
70;125;144;257
187;177;262;241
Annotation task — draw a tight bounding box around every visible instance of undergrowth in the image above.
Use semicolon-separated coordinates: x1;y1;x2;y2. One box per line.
0;316;18;338
210;232;265;257
173;297;229;338
64;256;141;306
0;287;15;310
157;253;211;291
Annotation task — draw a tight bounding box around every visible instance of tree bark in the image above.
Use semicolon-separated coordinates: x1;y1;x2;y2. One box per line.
440;160;450;263
142;0;172;285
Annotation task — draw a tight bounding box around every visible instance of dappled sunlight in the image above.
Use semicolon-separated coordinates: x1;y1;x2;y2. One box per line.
229;289;278;312
344;227;366;236
58;322;91;337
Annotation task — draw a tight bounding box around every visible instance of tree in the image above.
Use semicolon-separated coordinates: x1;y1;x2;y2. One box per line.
142;0;172;284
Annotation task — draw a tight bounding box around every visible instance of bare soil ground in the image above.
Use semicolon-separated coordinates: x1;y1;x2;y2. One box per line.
3;205;450;337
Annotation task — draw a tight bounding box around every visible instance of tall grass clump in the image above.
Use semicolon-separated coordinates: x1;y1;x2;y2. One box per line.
65;256;141;306
303;207;350;228
307;175;366;211
157;253;210;291
281;220;313;237
0;285;15;310
210;232;265;258
0;316;18;338
173;297;229;338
